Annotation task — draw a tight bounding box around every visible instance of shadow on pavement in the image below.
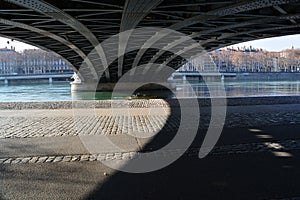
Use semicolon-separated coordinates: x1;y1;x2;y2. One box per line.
2;100;300;199
83;99;300;200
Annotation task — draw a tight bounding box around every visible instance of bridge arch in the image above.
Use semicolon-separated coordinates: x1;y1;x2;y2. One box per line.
0;0;299;84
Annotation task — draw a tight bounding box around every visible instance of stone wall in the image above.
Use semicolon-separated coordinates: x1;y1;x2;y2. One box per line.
229;72;300;81
1;96;300;110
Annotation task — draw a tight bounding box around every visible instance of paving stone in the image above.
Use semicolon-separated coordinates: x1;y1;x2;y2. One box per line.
29;157;39;163
2;102;300;140
2;136;300;165
53;156;64;163
97;154;106;161
62;156;72;162
71;155;80;162
113;153;122;160
89;155;97;161
2;102;300;166
37;156;48;163
80;155;90;162
45;156;55;163
3;158;12;164
121;152;132;160
20;157;31;164
11;158;22;164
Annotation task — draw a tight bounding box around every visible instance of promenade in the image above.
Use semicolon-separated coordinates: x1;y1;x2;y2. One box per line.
1;99;300;199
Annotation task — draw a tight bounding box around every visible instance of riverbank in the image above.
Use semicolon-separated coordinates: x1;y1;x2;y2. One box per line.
0;95;300;110
228;72;300;81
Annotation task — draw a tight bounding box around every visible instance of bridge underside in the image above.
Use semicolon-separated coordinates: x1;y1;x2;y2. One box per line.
1;0;300;85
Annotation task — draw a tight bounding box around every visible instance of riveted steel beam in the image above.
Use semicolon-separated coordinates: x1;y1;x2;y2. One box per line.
132;0;298;72
149;12;300;67
202;24;300;46
4;0;109;81
0;17;96;82
0;0;300;83
117;0;163;79
0;32;79;75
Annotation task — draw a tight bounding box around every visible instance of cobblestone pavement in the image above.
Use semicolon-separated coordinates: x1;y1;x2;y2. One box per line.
0;138;299;165
0;99;170;110
1;96;300;110
0;108;175;138
1;105;300;139
1;104;300;165
0;115;175;138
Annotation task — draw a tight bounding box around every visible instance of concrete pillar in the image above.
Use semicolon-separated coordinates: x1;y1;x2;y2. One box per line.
49;77;53;84
71;82;100;92
71;82;172;92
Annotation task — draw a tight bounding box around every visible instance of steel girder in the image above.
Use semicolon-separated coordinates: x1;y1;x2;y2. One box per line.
0;0;299;82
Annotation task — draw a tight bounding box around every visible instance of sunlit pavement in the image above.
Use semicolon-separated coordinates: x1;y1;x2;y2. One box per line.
1;104;300;199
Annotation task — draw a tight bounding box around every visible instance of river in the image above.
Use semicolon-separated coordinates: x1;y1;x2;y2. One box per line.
0;80;300;102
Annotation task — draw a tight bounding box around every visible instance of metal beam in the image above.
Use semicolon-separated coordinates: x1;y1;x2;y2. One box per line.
132;0;297;73
0;33;76;74
202;24;300;46
148;12;300;67
4;0;109;81
0;17;96;82
117;0;163;79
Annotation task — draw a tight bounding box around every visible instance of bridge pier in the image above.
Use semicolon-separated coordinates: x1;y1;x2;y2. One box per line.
49;77;53;84
71;82;173;92
4;79;8;85
71;82;114;92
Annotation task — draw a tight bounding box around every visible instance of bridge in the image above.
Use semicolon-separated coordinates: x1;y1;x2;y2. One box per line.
3;2;300;199
170;71;237;82
0;73;73;84
1;0;300;90
173;71;237;77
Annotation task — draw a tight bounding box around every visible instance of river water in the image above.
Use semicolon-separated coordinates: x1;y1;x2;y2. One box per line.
0;81;300;102
0;83;72;102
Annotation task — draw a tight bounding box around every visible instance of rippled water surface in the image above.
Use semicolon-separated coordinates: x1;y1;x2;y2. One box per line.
0;83;72;102
1;81;300;102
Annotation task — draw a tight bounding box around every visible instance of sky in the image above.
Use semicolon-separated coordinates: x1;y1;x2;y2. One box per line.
228;34;300;51
0;34;300;52
0;37;37;52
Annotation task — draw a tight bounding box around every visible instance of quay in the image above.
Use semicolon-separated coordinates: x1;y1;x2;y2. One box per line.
0;73;73;84
172;71;300;81
1;0;300;199
1;97;300;199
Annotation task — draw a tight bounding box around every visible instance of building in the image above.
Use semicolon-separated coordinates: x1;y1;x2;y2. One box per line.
209;47;300;73
0;48;72;75
21;49;72;74
0;47;21;75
